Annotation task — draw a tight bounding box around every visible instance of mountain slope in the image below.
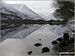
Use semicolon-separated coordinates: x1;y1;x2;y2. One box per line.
10;4;43;20
0;2;43;42
0;1;24;20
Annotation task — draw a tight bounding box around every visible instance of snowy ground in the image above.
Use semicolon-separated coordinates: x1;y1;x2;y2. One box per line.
0;25;60;56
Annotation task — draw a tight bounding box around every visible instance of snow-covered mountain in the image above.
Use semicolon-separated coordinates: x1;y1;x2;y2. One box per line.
0;2;43;20
0;1;23;32
0;1;25;20
9;4;43;20
0;2;43;42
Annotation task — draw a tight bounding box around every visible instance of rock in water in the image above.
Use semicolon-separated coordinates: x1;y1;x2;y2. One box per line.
41;47;50;53
57;38;63;42
39;39;41;41
52;40;58;45
34;43;42;47
28;51;32;55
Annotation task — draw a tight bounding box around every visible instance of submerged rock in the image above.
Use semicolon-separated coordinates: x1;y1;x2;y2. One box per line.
41;47;50;53
39;39;41;41
34;43;42;47
52;40;58;45
28;51;32;55
57;38;63;42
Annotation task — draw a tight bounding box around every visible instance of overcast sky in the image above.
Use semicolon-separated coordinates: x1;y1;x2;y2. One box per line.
3;0;56;16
